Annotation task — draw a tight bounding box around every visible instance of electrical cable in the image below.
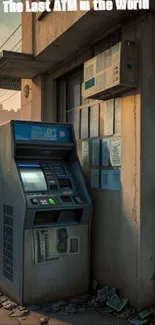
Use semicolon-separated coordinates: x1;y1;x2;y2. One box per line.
15;45;22;52
11;39;22;51
0;32;22;98
6;101;31;112
0;91;19;104
0;90;8;98
0;25;22;108
0;24;21;51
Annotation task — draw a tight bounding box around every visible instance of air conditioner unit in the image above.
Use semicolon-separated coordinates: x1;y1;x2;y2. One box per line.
82;41;138;100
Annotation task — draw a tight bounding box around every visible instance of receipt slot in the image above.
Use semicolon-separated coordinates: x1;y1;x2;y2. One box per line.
0;121;92;305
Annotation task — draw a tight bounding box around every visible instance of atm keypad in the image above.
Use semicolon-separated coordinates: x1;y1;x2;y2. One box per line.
29;196;57;207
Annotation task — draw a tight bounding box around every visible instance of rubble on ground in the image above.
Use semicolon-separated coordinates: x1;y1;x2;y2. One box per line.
2;300;17;310
129;310;153;325
0;281;154;325
39;316;48;324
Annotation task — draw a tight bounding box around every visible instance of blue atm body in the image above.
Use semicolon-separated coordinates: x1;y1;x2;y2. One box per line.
0;120;92;305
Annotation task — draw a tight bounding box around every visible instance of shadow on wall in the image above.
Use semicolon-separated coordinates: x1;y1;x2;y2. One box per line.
90;185;137;305
83;91;141;309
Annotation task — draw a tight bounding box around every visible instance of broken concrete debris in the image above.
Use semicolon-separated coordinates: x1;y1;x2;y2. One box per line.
9;308;30;318
130;310;153;325
39;316;49;324
27;305;41;311
139;311;153;320
93;279;98;292
98;306;114;315
130;318;150;325
117;306;136;319
0;287;153;325
2;300;17;310
106;294;128;312
0;295;8;302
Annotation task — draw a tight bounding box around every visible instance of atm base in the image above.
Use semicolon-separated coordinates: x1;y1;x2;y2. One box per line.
22;224;89;306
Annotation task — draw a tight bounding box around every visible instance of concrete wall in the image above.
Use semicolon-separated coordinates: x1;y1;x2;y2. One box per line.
20;75;42;122
43;75;56;122
31;76;42;121
91;13;155;310
139;12;155;309
90;15;141;308
34;5;89;55
91;91;140;308
21;4;155;309
41;14;143;309
21;0;33;120
21;1;89;57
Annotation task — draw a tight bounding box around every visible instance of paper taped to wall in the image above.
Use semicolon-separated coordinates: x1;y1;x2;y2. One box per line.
91;169;99;189
92;139;100;166
114;98;121;134
110;137;121;167
104;99;114;136
102;138;110;166
101;169;120;191
90;104;99;138
82;141;89;165
81;107;88;139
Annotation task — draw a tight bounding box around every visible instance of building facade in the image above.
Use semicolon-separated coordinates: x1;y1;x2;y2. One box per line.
0;105;20;124
1;0;155;310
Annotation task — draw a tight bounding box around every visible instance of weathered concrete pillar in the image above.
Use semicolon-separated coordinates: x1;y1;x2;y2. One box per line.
138;11;155;309
20;1;33;120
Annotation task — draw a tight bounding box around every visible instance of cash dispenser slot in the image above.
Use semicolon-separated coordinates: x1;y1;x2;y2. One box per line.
34;209;83;225
15;145;73;159
61;196;72;202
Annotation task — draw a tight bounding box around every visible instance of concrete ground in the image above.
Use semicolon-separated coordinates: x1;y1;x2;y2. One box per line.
0;307;130;325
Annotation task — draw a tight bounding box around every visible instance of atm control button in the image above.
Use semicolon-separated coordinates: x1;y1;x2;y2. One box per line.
31;198;38;205
49;198;56;205
39;199;49;206
74;197;83;204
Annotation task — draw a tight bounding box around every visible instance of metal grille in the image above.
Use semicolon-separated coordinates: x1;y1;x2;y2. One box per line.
37;230;48;263
44;232;50;260
57;228;68;254
70;237;79;254
3;205;13;281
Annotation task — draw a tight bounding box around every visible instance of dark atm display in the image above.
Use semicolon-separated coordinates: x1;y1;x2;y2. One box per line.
58;179;72;189
18;164;47;192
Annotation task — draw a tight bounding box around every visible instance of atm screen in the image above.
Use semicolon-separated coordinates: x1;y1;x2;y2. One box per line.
18;164;47;192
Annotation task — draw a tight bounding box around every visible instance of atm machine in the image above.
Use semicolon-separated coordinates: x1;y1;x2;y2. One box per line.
0;120;92;306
